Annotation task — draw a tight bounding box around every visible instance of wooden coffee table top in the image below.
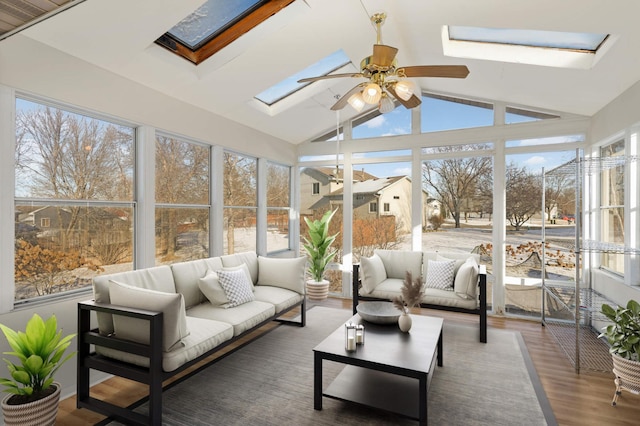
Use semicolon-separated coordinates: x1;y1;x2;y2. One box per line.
313;313;443;374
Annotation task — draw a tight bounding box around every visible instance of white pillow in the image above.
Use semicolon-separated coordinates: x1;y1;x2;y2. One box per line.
375;250;422;280
198;269;229;307
424;259;456;290
257;256;306;294
221;263;254;290
109;280;189;352
217;268;255;308
360;254;387;294
454;257;479;299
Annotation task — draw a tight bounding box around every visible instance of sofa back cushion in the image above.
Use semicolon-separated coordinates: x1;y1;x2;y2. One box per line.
171;257;224;308
221;252;258;284
453;257;480;299
374;249;423;280
109;280;189;352
257;256;307;294
360;254;387;294
93;265;176;336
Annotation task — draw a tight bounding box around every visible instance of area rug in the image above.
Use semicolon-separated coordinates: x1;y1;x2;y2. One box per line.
109;306;556;425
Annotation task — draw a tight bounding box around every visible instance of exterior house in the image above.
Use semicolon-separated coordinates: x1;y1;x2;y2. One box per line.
299;166;376;215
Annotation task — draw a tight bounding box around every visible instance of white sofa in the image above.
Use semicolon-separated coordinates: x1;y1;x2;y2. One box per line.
77;251;307;425
353;250;487;342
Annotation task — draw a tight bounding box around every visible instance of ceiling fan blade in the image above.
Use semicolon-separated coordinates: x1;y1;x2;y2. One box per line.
399;65;470;79
330;84;366;111
372;44;398;68
297;73;364;83
387;85;422;109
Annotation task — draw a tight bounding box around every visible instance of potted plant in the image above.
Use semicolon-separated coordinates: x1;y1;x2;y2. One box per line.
302;209;339;300
0;314;76;425
599;299;640;406
392;271;424;332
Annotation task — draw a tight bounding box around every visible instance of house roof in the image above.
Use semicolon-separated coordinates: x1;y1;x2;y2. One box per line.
4;0;640;144
312;166;377;182
328;175;407;196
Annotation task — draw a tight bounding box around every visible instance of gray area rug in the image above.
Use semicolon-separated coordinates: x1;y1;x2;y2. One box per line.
110;306;555;425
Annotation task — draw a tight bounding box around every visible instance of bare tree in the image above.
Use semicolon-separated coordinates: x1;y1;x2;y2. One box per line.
223;152;256;253
422;146;492;228
505;163;542;230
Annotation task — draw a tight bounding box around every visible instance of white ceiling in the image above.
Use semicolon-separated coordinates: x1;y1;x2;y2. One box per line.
13;0;640;144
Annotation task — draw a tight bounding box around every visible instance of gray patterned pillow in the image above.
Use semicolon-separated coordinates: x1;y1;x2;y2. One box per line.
217;268;255;307
425;259;456;290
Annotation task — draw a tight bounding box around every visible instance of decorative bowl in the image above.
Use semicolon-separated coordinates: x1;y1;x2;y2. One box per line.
356;301;401;324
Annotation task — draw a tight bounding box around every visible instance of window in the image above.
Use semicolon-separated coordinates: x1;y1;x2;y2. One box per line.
155;135;210;264
506;106;559;124
15;98;135;303
383;203;390;212
393;196;400;200
421;93;493;133
156;0;296;65
223;152;257;254
266;162;291;253
369;202;377;213
353;107;411;139
600;140;625;273
312;182;320;195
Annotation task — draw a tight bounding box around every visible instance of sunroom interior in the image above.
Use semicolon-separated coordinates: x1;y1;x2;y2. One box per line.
1;0;640;424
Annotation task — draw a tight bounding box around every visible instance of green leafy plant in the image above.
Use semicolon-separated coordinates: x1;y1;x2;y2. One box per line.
599;299;640;362
0;314;76;403
303;210;339;282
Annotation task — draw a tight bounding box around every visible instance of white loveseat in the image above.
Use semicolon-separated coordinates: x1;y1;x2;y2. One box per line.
77;251;307;425
352;250;487;342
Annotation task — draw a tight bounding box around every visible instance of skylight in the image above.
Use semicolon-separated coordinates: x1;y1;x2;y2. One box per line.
155;0;295;65
442;25;613;69
255;50;351;106
448;26;608;52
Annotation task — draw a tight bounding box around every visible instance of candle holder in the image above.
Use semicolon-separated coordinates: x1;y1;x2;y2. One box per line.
345;322;357;352
356;324;365;345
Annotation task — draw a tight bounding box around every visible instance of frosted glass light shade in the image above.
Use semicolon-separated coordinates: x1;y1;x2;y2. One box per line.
347;92;366;112
362;83;382;104
378;94;395;113
394;80;416;101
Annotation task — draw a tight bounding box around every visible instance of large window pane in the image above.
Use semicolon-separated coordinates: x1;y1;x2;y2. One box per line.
421;94;493;132
224;152;257;254
600;140;625;273
156;207;209;262
352;108;411;139
15;98;135;303
224;208;257;254
267;162;291;253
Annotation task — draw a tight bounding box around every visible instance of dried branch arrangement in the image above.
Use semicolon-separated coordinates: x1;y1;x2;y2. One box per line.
393;271;424;314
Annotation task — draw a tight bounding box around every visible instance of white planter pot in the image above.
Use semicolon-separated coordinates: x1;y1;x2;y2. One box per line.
2;382;60;426
306;279;330;301
611;353;640;406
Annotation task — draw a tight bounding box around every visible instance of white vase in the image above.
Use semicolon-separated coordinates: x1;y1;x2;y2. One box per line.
306;279;330;301
398;312;412;332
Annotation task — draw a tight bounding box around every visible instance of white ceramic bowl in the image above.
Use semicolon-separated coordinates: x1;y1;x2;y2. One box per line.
356;301;401;324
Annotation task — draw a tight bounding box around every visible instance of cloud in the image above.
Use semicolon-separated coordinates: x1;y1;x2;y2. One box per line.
365;115;386;128
394;167;411;175
524;155;546;165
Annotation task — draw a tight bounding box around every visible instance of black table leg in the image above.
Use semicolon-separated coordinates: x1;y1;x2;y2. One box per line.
419;373;427;425
437;330;443;367
314;351;323;410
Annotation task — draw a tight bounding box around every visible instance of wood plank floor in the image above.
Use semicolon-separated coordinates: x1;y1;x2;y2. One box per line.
57;298;640;425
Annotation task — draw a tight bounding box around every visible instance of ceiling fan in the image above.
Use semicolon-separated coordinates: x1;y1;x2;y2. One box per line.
298;12;469;113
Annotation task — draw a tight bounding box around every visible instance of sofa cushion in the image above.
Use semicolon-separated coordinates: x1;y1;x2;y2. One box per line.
253;285;304;314
187;300;276;337
109;280;189;352
374;249;422;280
424;259;456;290
93;265;176;336
171;257;224;308
217;268;255;307
454;257;479;299
221;252;259;284
360;254;387;294
198;269;229;307
257;256;306;294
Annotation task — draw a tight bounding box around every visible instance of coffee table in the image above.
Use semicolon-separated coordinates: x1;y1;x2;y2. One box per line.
313;313;443;425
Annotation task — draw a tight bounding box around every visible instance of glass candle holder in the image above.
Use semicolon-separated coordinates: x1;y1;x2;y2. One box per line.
356;324;365;345
345;322;357;352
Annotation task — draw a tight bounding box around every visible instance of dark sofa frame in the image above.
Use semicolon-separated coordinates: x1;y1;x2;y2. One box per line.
352;264;488;343
77;297;305;426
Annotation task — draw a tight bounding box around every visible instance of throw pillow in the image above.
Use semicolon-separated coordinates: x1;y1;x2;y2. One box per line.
360;254;387;294
217;268;255;308
454;257;479;299
198;269;229;307
221;263;254;291
436;254;466;275
109;280;189;352
257;256;306;294
424;259;456;290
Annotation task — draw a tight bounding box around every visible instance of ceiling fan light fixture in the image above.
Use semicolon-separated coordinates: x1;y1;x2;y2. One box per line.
378;93;395;114
362;83;382;104
394;80;416;101
347;92;366;112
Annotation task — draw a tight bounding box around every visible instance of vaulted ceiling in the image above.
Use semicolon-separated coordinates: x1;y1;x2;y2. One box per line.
4;0;640;144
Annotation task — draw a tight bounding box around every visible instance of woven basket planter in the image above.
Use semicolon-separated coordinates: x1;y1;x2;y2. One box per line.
611;354;640;406
1;382;61;426
306;280;329;301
